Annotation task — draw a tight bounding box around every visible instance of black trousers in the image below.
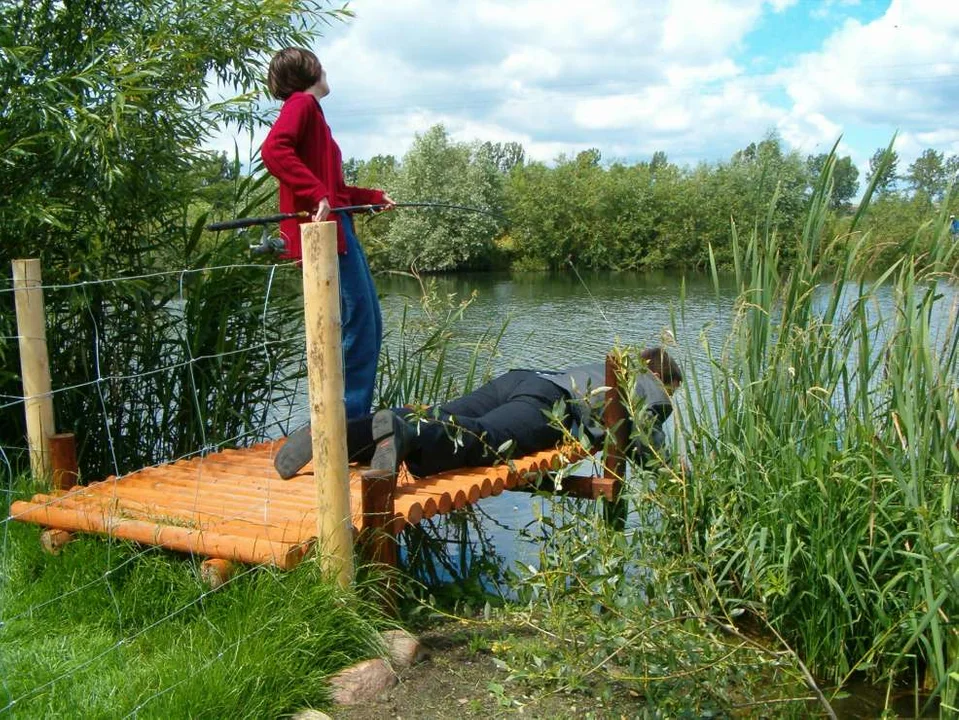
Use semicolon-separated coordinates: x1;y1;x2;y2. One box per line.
346;370;569;477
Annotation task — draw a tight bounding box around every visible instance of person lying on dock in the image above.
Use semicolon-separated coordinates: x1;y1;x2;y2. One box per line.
274;347;682;480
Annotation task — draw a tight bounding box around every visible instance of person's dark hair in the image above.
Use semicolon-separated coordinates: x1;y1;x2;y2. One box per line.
267;47;322;100
641;347;682;385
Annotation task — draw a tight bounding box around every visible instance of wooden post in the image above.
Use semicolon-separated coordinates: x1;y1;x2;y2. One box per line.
301;220;355;588
200;558;236;590
40;529;74;555
12;259;55;480
602;352;629;480
49;432;78;490
600;353;629;529
359;469;398;567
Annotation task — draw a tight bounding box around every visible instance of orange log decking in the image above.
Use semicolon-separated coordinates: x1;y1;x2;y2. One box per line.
9;439;586;569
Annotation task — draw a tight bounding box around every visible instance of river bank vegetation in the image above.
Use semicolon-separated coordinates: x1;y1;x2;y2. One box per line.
489;154;958;716
345;125;959;275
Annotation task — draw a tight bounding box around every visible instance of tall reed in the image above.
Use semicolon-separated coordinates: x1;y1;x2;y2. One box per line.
376;272;507;408
674;142;959;711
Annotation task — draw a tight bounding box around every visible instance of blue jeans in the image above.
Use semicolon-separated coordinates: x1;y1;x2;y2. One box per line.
338;215;382;419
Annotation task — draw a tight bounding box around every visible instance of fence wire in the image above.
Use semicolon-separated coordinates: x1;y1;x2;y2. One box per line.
0;260;335;717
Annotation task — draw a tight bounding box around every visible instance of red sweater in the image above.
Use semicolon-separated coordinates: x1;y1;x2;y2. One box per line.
260;92;384;258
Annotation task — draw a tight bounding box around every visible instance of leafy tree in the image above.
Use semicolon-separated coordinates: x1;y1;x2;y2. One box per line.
342;157;362;185
384;125;501;271
359;154;399;189
907;148;948;202
346;154;399;255
0;0;348;274
477;141;525;175
866;147;900;196
710;134;810;264
650;151;669;173
344;154;397;189
193;152;243;213
946;155;959;188
807;153;859;210
506;149;609;269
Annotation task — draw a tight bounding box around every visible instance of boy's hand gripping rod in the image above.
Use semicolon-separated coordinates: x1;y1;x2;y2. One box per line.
205;202;505;232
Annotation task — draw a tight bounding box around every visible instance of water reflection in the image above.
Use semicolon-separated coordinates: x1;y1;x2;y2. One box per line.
399;490;615;602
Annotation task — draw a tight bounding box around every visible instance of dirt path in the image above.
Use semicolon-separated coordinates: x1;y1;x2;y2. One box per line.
333;624;636;720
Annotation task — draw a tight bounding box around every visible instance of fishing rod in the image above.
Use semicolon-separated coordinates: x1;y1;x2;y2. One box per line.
205;202;506;232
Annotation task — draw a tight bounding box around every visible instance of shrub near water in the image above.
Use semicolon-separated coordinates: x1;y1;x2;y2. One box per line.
674;148;959;711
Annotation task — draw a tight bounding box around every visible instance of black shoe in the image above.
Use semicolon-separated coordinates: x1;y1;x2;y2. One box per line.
274;423;312;479
370;409;415;476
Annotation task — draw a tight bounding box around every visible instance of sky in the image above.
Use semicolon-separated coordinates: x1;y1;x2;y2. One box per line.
224;0;959;183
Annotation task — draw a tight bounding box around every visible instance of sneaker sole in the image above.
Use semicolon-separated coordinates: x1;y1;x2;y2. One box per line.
370;409;399;474
274;424;312;479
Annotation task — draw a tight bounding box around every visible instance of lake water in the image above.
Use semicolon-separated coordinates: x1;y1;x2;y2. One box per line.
377;270;739;376
365;270;959;593
356;270;735;591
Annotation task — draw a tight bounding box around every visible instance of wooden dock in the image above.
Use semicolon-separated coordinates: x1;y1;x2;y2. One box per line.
9;439;611;570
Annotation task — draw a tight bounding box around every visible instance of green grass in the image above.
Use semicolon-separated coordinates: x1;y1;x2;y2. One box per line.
0;512;390;718
0;276;506;718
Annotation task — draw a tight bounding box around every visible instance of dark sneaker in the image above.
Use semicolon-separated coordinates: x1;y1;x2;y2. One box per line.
274;423;312;479
370;409;415;476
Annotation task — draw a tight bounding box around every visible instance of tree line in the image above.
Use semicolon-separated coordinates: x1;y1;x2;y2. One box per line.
344;125;959;273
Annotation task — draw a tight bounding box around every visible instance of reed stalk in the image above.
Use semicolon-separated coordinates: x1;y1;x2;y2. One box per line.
675;142;958;712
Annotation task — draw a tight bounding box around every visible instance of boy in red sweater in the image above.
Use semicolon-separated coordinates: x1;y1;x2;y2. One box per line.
261;47;394;420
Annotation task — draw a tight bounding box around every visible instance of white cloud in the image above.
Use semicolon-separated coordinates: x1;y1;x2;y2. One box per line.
500;47;564;83
777;110;843;154
784;0;959;126
207;0;959;180
305;0;787;165
661;0;765;58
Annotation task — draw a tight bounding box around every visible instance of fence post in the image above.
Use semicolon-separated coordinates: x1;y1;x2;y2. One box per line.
602;352;629;480
12;259;55;481
360;468;398;567
49;432;78;490
600;352;629;529
301;220;355;588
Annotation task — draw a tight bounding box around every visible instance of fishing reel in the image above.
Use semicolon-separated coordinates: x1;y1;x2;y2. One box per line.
246;228;286;255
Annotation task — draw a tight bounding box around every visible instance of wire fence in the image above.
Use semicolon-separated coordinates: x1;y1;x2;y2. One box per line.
0;259;349;717
0;253;528;716
1;261;308;472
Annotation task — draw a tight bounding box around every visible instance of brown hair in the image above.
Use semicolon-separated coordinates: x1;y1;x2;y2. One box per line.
641;347;682;385
267;47;322;100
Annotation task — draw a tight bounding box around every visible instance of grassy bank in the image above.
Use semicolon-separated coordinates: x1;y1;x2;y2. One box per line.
0;501;390;718
0;280;504;718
